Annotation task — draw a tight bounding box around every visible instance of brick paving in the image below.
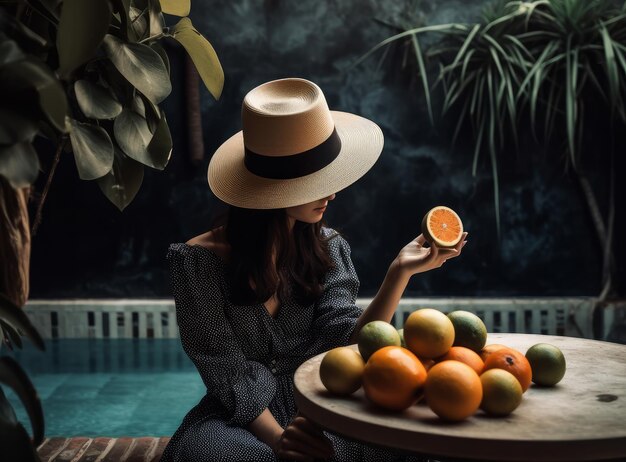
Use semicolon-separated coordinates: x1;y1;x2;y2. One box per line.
36;437;170;462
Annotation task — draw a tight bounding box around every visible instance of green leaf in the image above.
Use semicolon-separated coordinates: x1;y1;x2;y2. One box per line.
472;115;485;177
0;294;44;351
114;108;171;169
131;93;146;118
443;72;476;115
146;108;172;170
583;60;608;102
74;80;123;120
170;17;224;100
68;119;114;180
410;33;434;125
0;107;38;145
111;0;132;40
159;0;191;16
102;34;171;104
450;24;480;73
486;67;501;240
0;418;40;462
565;34;578;169
489;132;501;242
600;24;620;108
26;0;61;24
129;6;149;42
450;97;470;149
544;79;561;143
461;48;476;82
100;60;134;105
96;148;144;211
470;71;485;116
150;42;170;76
143;94;163;132
0;142;40;189
2;59;68;134
0;387;18;424
0;320;22;349
0;40;26;67
57;0;112;77
131;93;162;133
350;23;465;71
0;357;45;446
114;109;153;165
504;34;534;65
148;0;165;37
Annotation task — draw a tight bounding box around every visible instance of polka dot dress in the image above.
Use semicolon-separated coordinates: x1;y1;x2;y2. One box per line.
160;227;426;462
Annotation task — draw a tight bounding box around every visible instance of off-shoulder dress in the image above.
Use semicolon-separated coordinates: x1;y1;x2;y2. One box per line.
160;227;423;462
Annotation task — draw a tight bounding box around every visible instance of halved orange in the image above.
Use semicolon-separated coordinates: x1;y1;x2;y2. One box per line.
421;206;463;248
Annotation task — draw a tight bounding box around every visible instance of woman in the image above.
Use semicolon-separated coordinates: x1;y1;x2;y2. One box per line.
162;78;467;462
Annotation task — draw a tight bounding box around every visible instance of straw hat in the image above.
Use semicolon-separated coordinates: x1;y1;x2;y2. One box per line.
207;77;384;209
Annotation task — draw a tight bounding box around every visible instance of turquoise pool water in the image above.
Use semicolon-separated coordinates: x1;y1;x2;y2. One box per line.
3;339;205;437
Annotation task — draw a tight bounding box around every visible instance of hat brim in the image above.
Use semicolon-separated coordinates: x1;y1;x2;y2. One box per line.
207;111;384;209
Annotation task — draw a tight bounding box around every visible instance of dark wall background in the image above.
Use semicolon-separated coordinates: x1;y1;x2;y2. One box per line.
28;0;624;299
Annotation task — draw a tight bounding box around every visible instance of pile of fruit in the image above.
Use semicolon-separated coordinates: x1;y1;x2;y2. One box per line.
319;308;567;422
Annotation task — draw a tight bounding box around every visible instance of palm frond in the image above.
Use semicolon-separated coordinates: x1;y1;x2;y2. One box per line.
565;34;579;169
410;33;435;125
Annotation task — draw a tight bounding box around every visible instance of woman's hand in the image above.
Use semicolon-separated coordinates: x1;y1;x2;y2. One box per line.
272;413;334;461
393;232;468;277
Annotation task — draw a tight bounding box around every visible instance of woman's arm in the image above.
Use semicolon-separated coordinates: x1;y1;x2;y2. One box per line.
348;232;468;344
247;408;283;449
248;409;335;460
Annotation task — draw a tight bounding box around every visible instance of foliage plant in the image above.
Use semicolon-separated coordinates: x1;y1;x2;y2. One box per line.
0;1;224;459
355;0;624;299
0;0;223;212
0;295;45;461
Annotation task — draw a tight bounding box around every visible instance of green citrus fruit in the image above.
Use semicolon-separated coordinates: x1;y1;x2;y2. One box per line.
397;328;406;348
448;310;487;353
357;321;401;362
480;368;523;416
319;347;365;395
404;308;455;359
525;343;566;386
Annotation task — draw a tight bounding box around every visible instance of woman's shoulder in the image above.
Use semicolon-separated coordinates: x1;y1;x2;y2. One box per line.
320;225;341;241
321;226;351;255
168;226;230;266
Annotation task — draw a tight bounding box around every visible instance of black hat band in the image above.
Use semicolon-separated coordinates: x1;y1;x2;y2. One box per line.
244;127;341;180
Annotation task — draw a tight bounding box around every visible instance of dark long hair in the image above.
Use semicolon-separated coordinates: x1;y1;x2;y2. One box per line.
211;205;339;307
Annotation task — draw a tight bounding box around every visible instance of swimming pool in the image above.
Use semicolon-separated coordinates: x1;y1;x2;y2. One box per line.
3;339;205;437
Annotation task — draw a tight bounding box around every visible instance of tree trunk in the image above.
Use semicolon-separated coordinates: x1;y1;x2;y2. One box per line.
0;176;31;307
185;54;204;166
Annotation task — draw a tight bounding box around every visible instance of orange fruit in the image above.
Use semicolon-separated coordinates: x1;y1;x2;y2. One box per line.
421;206;463;248
447;310;487;352
357;320;401;361
319;347;365;395
404;308;455;359
483;348;532;392
479;344;510;362
437;346;484;375
363;346;427;411
525;343;566;386
480;368;523;416
425;360;483;421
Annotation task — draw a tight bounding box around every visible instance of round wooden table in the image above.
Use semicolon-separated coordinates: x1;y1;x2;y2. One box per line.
293;333;626;461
